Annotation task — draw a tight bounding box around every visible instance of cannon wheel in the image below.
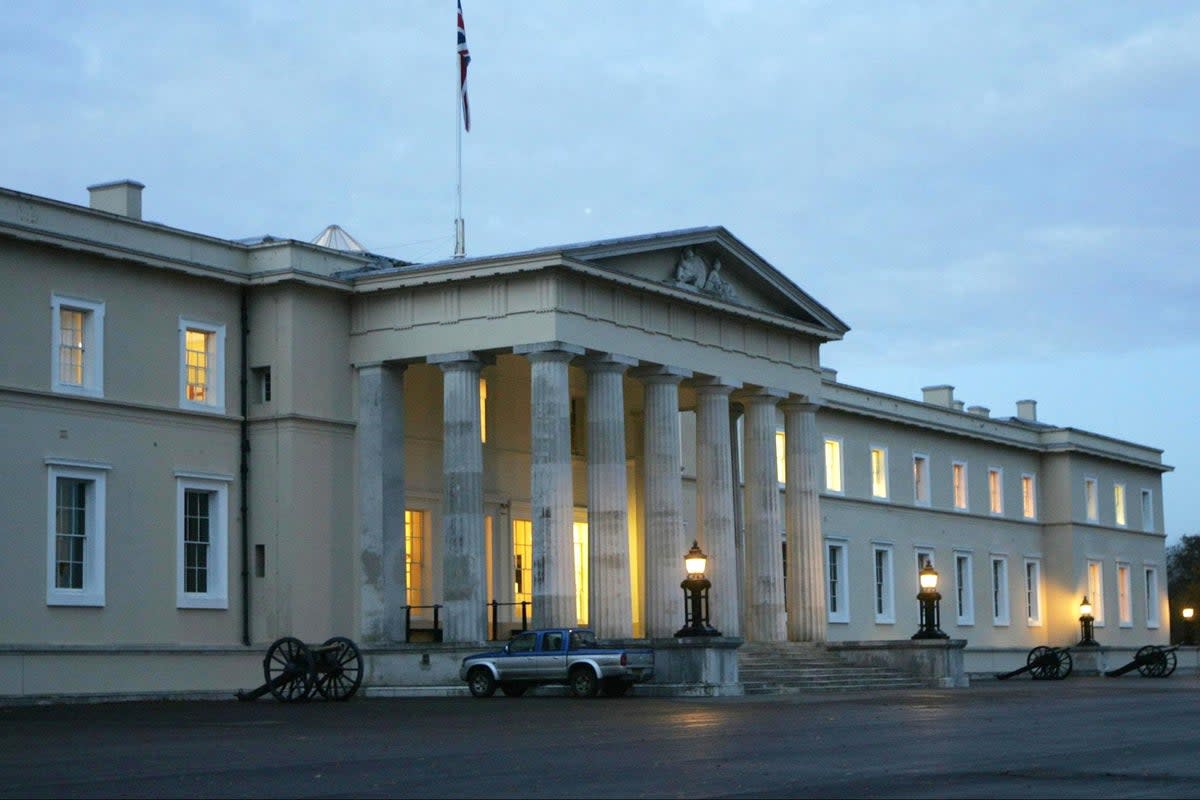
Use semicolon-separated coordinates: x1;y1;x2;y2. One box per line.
1135;645;1165;678
313;637;364;701
1055;648;1074;680
1028;646;1057;680
1160;648;1178;677
265;636;315;702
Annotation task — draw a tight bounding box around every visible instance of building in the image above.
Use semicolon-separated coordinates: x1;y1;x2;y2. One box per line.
0;180;1171;698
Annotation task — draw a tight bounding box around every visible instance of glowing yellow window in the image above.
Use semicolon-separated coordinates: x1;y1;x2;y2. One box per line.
185;329;213;402
405;510;425;606
513;518;533;608
574;521;589;626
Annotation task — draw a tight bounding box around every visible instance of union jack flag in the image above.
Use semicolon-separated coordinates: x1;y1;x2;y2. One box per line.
458;0;471;132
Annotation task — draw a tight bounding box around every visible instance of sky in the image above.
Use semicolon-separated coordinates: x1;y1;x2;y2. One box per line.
2;1;1197;542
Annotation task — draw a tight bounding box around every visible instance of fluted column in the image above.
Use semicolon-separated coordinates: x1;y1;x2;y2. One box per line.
357;363;406;643
516;342;584;629
742;389;787;641
783;399;827;641
429;352;487;642
637;365;692;638
694;378;741;636
585;354;636;639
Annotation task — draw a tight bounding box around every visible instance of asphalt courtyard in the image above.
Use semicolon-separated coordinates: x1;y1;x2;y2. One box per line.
1;677;1197;799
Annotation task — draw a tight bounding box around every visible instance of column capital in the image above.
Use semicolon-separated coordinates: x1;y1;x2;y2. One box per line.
781;396;823;414
738;386;788;405
514;341;586;360
427;351;485;370
632;365;692;384
583;353;639;373
692;376;741;395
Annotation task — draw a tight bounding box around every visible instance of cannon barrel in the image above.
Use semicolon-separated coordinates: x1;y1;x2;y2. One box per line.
997;646;1072;680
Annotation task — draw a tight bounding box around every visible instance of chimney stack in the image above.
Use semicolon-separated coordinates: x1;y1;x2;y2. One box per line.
967;405;990;417
87;180;144;220
921;385;955;408
1016;399;1038;421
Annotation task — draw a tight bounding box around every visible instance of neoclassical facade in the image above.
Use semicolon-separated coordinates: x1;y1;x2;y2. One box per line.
0;180;1172;696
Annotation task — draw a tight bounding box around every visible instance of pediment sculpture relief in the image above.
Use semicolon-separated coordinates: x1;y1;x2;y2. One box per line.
670;247;738;302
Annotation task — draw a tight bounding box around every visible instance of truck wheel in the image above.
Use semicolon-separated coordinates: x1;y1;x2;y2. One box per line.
467;667;497;698
601;678;632;697
500;682;527;697
568;666;599;698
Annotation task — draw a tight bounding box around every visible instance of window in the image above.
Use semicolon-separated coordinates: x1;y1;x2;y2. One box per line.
180;319;226;412
915;549;935;579
252;366;272;403
872;545;894;623
513;518;533;609
1117;563;1132;627
1084;477;1098;522
952;462;968;510
955;552;974;625
1087;560;1105;626
776;430;786;484
405;510;428;607
1114;483;1127;527
480;378;488;443
826;541;849;623
991;556;1010;625
824;438;843;493
1141;490;1155;532
176;475;229;608
573;520;589;626
988;468;1003;515
1021;473;1037;519
51;295;104;397
1024;559;1043;626
870;447;888;499
1145;567;1160;628
913;453;930;506
46;461;108;606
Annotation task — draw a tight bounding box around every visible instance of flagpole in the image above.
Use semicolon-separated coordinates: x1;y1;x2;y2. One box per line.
454;4;466;259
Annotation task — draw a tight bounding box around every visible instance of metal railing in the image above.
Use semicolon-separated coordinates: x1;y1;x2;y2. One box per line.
488;600;530;641
402;604;443;643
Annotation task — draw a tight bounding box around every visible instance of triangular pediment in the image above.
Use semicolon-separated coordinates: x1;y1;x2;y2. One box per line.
561;227;849;339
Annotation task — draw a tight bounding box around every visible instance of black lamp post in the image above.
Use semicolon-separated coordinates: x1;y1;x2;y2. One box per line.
1077;596;1099;647
1182;607;1195;646
911;560;948;640
675;540;720;637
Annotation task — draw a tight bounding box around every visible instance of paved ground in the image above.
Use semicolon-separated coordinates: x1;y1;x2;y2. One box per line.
1;677;1197;798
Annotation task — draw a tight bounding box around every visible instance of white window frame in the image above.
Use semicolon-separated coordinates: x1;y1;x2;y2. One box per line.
1084;476;1099;522
987;467;1003;515
1117;562;1132;628
872;544;895;624
913;453;931;506
955;552;974;626
1021;473;1037;519
51;294;105;397
46;460;109;607
825;539;849;623
870;446;888;500
990;556;1010;626
1024;558;1043;626
952;461;968;511
1113;482;1127;527
1145;565;1160;628
1087;559;1105;627
823;437;844;494
176;473;231;609
179;318;226;413
1141;489;1155;533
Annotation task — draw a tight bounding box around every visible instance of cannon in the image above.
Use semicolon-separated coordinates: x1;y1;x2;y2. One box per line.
996;646;1074;680
1104;644;1178;678
236;636;364;702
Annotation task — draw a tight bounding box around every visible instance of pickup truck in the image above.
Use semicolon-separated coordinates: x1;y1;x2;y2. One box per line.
460;628;655;698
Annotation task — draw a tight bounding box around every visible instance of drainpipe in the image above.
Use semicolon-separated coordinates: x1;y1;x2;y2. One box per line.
239;287;251;646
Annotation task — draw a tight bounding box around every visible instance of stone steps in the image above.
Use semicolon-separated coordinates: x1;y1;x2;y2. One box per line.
738;642;928;693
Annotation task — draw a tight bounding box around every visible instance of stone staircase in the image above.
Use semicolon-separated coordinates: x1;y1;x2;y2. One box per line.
738;642;929;694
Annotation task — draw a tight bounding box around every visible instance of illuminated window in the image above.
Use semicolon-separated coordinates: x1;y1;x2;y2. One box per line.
1141;489;1154;532
955;552;974;625
776;430;786;484
177;476;228;608
1114;483;1126;526
952;462;968;510
405;510;427;606
872;545;894;623
1024;559;1042;626
913;453;930;506
46;462;107;607
824;438;843;493
988;468;1003;515
479;378;488;443
915;549;935;583
512;518;533;608
51;295;104;397
1021;474;1036;519
825;541;849;623
180;319;225;412
1117;563;1132;627
1087;560;1104;626
573;521;589;625
991;556;1009;625
1084;477;1098;522
870;447;888;499
1145;567;1160;627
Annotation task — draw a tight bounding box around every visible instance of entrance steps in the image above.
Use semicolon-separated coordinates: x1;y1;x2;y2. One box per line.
738;641;928;694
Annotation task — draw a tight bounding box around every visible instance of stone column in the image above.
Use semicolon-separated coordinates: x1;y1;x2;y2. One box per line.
693;378;741;636
516;342;584;629
783;399;827;641
429;352;487;642
741;389;787;641
637;366;692;638
585;354;637;639
357;363;407;643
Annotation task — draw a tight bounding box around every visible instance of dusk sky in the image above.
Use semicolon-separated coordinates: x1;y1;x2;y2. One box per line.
4;1;1196;542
